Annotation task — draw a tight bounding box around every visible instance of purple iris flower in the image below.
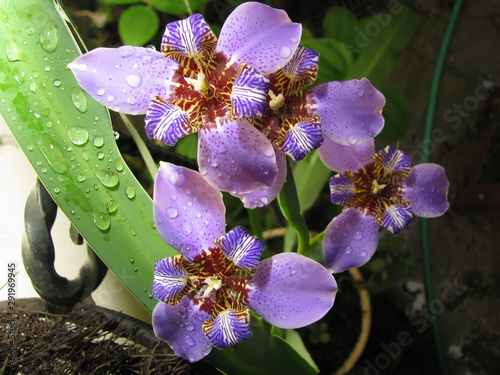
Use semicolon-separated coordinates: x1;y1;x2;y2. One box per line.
68;2;304;195
236;45;386;208
151;162;338;362
319;138;450;273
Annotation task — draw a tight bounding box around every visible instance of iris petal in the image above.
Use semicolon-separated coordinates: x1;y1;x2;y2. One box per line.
203;309;252;349
374;145;411;175
152;256;188;305
319;137;375;173
215;226;265;272
323;208;379;273
231;63;270;118
68;46;178;115
282;46;319;92
329;173;355;206
376;202;413;234
247;253;337;329
278;117;323;161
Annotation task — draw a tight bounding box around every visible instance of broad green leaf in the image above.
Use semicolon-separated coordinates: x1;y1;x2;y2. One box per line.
151;0;210;15
293;150;331;214
323;7;357;44
0;0;177;313
118;5;160;46
283;329;319;372
99;0;142;4
175;132;197;161
345;4;420;87
377;84;409;143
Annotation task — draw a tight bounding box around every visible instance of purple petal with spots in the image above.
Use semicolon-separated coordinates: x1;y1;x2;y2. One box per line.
152;298;213;363
375;145;411;174
319;137;375;172
377;202;413;234
161;13;217;66
330;173;355;206
68;46;179;115
203;309;252;349
198;119;278;194
247;253;337;329
153;162;226;260
310;78;385;145
279;119;324;161
152;256;188;304
216;2;302;75
235;148;287;208
231;63;270;118
282;45;319;91
145;97;196;146
323;208;379;273
403;163;450;218
215;226;265;272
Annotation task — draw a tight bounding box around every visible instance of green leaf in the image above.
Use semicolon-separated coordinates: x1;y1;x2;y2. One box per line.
283;329;319;372
293;150;331;214
175;132;197;161
0;0;177;313
323;7;357;44
118;5;160;46
151;0;210;15
98;0;142;4
377;84;409;143
345;4;420;87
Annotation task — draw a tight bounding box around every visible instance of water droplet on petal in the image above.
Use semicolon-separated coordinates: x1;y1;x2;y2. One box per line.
345;246;352;255
281;314;287;320
279;46;291;59
117;45;135;58
353;231;363;240
177;311;186;319
168;170;186;186
126;74;142;88
186;323;194;331
182;223;192;235
185;335;195;347
290;37;298;43
93;212;111;231
167;208;178;219
96;88;105;96
107;95;115;103
67;126;89;145
360;251;367;257
356;89;364;97
347;134;358;145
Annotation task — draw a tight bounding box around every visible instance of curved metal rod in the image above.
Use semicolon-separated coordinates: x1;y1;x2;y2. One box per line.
22;178;108;312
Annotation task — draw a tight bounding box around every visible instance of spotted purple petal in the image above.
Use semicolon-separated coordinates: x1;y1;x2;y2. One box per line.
235;148;287;209
323;208;379;273
282;45;319;92
403;163;450;218
330;173;355;206
231;63;270;118
203;309;252;349
152;298;213;363
145;97;196;146
376;202;413;234
247;253;337;329
68;46;179;115
216;2;302;75
161;13;217;68
152;256;188;305
279;118;324;161
374;145;411;174
215;226;265;272
153;162;226;260
319;137;375;172
198;119;278;194
310;78;385;145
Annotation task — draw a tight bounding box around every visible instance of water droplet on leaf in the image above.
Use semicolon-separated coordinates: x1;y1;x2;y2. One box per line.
125;186;136;199
37;134;68;174
93;212;111;231
40;21;58;53
106;199;118;213
67;126;89;145
95;169;119;188
71;87;88;113
6;40;26;62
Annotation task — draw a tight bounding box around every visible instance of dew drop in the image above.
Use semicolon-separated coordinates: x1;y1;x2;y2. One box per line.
130;227;137;236
29;82;37;92
106;199;118;213
168;170;186;186
125;186;136;199
93;212;111;231
185;335;195;347
93;136;104;148
37;134;68;174
347;134;358;145
71;87;88;113
40;21;58;53
117;45;135;58
182;223;192;235
281;314;287;320
44;65;51;72
290;37;298;43
177;311;186;319
26;27;35;36
94;169;119;188
360;251;367;257
113;131;120;140
201;346;211;356
6;40;26;62
126;74;142;88
53;79;62;87
107;95;115;102
147;291;153;298
279;46;291;59
97;152;104;160
77;174;86;183
345;246;352;255
167;208;178;219
353;231;363;240
356;89;364;97
114;159;124;172
67;126;89;145
133;266;138;272
53;187;60;194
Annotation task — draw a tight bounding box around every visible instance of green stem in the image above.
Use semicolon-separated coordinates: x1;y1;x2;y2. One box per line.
119;113;158;180
248;208;264;240
278;158;309;255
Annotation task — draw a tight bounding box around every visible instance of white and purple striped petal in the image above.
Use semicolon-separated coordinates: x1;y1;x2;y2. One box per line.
235;148;287;208
68;46;179;115
375;145;411;174
145;97;196;146
319;137;375;173
215;226;265;272
231;63;270;118
198;119;278;194
403;164;450;218
152;256;188;304
203;309;252;349
330;173;355;206
310;78;385;145
216;2;302;75
152;299;213;363
161;13;217;67
323;208;379;273
153;162;226;260
282;45;319;91
376;203;413;234
279;119;324;161
247;253;337;329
